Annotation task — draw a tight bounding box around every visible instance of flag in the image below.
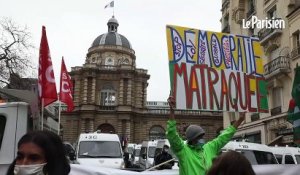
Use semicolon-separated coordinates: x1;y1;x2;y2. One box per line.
288;66;300;145
38;26;58;107
59;57;74;112
104;1;114;9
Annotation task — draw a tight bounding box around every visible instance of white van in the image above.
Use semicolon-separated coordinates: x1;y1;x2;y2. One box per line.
139;140;157;169
0;102;31;175
269;146;300;164
222;141;278;164
76;131;124;169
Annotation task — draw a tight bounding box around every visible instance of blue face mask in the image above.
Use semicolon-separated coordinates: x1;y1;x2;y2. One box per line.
197;138;205;147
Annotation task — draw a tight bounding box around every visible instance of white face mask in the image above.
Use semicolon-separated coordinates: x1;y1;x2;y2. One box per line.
14;163;46;175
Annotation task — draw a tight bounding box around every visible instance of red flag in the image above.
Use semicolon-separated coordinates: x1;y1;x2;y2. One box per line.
38;26;58;107
59;57;74;112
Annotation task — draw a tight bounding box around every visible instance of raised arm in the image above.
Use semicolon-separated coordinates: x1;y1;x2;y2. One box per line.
166;95;184;153
168;96;175;120
205;112;246;154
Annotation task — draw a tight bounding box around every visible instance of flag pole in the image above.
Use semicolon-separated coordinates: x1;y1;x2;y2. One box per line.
41;99;44;130
113;1;115;16
58;97;61;135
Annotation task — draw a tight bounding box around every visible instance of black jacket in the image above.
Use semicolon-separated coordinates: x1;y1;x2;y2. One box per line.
154;152;174;169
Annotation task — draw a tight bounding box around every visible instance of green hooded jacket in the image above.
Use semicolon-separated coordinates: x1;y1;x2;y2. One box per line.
166;120;237;175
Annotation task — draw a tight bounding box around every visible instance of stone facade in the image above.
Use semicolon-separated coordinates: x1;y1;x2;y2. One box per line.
221;0;300;145
60;17;223;144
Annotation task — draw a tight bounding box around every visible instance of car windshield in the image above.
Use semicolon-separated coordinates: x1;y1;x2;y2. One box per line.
78;141;122;158
295;155;300;164
237;149;278;164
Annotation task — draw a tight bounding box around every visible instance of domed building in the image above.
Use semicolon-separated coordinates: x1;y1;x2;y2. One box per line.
61;16;223;144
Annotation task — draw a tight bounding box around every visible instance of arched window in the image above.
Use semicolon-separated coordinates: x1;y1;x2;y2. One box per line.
97;123;115;133
100;85;116;106
149;125;165;140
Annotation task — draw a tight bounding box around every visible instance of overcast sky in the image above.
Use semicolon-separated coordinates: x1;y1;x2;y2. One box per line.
1;0;221;101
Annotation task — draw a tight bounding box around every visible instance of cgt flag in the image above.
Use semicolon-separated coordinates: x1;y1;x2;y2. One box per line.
38;26;58;107
104;1;114;9
288;66;300;145
59;57;74;112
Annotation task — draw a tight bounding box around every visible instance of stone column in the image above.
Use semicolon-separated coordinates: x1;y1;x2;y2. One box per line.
91;77;96;104
119;79;124;105
128;79;132;105
83;78;88;103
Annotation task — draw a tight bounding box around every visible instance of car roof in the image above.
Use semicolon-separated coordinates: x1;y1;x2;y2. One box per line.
269;146;300;155
223;141;273;152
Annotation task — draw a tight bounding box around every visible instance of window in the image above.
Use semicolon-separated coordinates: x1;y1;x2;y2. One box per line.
0;116;6;149
275;154;283;164
100;85;116;106
238;150;278;164
272;87;282;108
222;14;229;33
97;123;115;133
285;155;295;164
294;31;300;48
268;6;277;19
149;125;165;140
291;31;300;59
295;155;300;164
247;0;255;18
245;132;261;144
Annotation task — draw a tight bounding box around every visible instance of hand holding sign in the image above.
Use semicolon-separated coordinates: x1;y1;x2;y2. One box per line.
168;93;176;120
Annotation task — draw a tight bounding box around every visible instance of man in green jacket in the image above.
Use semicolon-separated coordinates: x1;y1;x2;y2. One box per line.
166;96;245;175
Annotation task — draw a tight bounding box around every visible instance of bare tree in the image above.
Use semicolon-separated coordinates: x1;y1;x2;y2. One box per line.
0;17;34;87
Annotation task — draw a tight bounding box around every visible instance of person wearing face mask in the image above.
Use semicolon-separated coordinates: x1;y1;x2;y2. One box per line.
154;145;174;170
166;95;245;175
6;130;70;175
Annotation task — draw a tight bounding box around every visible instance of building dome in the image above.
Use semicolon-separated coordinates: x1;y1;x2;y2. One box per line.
91;16;132;49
